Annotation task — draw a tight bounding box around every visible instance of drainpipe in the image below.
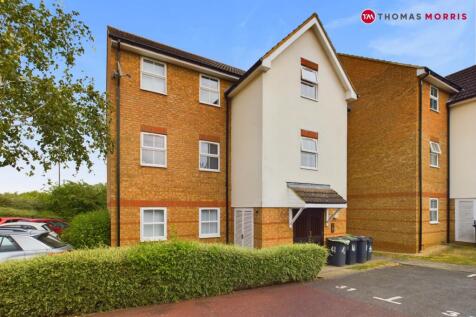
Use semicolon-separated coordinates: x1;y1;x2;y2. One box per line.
418;73;428;252
114;40;122;247
225;97;230;244
447;104;451;243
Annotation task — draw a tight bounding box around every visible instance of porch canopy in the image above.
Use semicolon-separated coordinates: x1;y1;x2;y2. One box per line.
287;182;347;227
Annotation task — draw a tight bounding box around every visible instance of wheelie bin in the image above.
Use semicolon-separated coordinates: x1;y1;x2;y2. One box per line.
342;235;358;265
326;237;349;267
355;236;369;263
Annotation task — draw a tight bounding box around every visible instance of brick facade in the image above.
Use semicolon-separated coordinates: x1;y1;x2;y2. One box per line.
107;40;232;246
339;54;451;253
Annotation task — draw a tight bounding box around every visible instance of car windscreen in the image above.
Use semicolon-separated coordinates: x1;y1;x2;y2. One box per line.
36;233;66;248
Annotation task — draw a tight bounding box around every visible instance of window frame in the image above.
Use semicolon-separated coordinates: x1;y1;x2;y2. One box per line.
199;74;220;107
300;66;318;101
430;85;439;112
429;141;441;168
198;208;221;238
300;136;318;170
140;132;167;168
429;198;439;224
199;140;220;172
140;57;167;95
140;207;167;242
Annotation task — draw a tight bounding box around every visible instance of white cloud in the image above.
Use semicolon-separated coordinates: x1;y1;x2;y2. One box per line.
369;0;475;73
325;14;360;30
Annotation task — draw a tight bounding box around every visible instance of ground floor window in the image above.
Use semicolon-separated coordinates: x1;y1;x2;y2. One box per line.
140;208;167;241
199;208;220;238
429;198;439;224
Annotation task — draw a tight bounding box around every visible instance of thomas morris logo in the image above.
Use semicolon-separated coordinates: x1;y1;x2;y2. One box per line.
361;9;468;24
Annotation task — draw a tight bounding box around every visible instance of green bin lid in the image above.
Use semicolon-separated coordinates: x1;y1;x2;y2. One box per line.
327;237;350;245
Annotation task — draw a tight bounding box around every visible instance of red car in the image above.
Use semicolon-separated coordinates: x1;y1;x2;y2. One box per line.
0;217;68;234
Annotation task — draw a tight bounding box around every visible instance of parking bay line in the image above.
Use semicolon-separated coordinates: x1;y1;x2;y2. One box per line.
373;296;403;305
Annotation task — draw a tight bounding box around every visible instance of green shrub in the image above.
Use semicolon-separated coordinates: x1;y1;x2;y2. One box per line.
46;182;106;219
0;191;50;211
0;241;327;317
61;210;110;248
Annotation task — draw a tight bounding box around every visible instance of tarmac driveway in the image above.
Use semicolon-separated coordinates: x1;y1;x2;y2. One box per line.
92;265;476;317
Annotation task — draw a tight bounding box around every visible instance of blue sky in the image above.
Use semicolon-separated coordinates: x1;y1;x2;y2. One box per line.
1;0;475;193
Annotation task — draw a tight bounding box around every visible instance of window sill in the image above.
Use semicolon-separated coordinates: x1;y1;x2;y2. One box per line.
199;101;221;108
430;165;440;169
300;95;318;102
430;108;440;113
141;163;167;168
199;234;220;239
140;237;167;242
301;166;318;171
199;168;220;173
429;221;439;225
140;87;167;96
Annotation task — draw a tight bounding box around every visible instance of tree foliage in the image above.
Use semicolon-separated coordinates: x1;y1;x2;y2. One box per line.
0;0;111;174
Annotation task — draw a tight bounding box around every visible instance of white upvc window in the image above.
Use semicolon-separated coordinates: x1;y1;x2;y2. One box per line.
199;140;220;172
429;198;439;224
300;137;318;169
300;66;318;100
141;132;167;168
199;74;220;106
199;208;220;238
430;85;439;112
429;141;441;168
140;208;167;241
141;58;166;94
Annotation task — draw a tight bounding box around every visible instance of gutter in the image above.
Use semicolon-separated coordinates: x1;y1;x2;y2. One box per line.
225;97;231;243
114;40;122;247
418;73;428;252
447;103;451;243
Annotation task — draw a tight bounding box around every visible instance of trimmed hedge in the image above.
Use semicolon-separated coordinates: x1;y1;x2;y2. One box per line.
61;210;110;248
0;241;327;317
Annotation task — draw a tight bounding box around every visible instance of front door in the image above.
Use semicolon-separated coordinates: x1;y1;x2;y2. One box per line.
293;208;325;244
456;199;476;243
234;208;254;247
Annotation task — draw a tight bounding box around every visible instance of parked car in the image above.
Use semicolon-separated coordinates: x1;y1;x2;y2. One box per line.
0;217;68;234
0;221;59;238
0;228;72;263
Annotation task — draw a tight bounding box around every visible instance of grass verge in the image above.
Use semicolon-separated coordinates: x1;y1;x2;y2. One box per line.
0;207;61;219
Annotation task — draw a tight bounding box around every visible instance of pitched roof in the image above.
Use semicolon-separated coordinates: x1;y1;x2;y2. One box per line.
107;26;245;78
226;13;357;101
446;65;476;105
287;182;347;204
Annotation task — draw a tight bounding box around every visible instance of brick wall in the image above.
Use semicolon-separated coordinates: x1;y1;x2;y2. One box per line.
107;42;232;245
340;55;451;253
339;55;420;253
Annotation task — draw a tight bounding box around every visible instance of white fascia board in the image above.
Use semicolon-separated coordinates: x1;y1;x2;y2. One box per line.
305;203;348;209
449;96;476;107
262;17;357;102
226;62;270;97
111;40;240;81
416;68;460;94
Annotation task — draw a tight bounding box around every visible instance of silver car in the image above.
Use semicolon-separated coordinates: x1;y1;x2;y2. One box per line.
0;221;59;238
0;228;72;263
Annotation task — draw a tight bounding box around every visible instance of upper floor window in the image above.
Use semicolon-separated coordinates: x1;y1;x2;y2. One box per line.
141;132;167;168
199;140;220;172
301;137;318;169
140;208;167;241
199;208;220;238
199;75;220;106
429;141;441;168
301;66;318;100
430;86;439;112
141;58;166;94
429;198;439;224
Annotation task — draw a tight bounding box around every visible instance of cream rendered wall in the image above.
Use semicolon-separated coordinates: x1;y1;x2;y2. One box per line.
230;75;263;207
450;100;476;199
261;29;348;207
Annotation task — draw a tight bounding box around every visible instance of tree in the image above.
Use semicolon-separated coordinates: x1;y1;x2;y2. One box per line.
0;0;111;174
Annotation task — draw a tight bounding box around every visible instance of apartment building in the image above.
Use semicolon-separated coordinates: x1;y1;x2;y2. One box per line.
339;54;460;253
106;14;356;247
447;65;476;244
